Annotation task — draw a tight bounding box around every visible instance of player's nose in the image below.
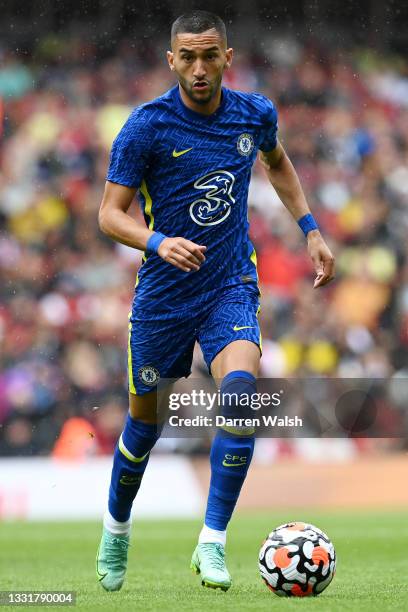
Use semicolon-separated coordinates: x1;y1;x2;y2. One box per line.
193;59;207;79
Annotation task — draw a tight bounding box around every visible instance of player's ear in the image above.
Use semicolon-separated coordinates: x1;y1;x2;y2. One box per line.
225;47;233;69
167;50;175;71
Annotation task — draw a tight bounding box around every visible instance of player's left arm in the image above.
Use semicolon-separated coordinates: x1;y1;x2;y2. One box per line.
260;141;335;288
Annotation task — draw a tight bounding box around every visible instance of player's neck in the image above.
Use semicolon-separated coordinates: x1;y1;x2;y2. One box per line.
178;85;222;116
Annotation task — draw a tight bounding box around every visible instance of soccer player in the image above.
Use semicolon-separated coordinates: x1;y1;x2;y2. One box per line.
96;10;335;592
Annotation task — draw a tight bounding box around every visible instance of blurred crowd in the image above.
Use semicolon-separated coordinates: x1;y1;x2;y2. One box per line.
1;32;408;457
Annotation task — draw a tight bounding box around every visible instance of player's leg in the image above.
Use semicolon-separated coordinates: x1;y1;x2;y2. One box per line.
204;339;259;537
192;293;261;590
107;389;169;523
97;388;170;592
210;338;259;378
97;313;195;591
105;389;170;530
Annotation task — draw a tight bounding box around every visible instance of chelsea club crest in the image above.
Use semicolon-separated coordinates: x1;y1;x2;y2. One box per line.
138;365;160;386
237;133;254;156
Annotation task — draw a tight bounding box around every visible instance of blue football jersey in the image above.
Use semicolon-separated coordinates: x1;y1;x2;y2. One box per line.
107;85;278;316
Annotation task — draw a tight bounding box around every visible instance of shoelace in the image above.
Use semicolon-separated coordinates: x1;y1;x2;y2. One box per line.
105;537;130;571
201;543;226;570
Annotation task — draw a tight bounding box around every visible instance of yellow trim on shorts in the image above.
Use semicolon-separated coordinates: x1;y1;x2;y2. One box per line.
127;320;137;395
256;304;262;354
250;247;260;290
249;246;262;354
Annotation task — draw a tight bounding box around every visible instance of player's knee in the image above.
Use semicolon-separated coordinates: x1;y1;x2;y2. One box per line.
120;413;163;461
132;415;163;442
219;370;257;437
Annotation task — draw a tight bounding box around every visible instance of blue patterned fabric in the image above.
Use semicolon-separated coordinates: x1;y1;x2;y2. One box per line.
107;85;278;316
128;285;261;395
108;416;162;521
205;371;256;530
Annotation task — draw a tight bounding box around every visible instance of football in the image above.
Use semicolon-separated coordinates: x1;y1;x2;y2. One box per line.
259;521;336;597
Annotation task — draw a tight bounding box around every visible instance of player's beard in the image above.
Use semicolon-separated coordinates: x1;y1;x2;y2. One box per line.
178;73;223;106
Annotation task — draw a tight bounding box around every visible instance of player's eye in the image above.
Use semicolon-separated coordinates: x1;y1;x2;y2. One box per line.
181;55;193;62
206;54;217;60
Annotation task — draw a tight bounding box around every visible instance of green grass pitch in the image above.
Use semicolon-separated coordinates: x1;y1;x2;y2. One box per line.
0;511;407;611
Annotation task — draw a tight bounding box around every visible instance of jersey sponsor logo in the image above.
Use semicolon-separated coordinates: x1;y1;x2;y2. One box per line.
138;365;160;386
172;147;193;158
233;325;255;331
189;170;235;226
237;133;254;156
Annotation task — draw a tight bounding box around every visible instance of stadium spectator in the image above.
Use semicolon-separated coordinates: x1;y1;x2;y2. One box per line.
1;32;407;455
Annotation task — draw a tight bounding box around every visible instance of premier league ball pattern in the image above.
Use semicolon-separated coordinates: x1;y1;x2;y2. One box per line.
259;522;336;597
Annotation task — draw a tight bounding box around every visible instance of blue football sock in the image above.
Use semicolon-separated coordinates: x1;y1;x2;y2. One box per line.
205;371;256;531
108;414;162;522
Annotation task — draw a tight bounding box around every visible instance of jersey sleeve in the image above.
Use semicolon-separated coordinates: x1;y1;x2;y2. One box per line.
258;97;279;152
106;108;152;188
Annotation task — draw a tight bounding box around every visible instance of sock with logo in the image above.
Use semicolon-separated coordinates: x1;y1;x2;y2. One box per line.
203;371;256;534
107;414;162;523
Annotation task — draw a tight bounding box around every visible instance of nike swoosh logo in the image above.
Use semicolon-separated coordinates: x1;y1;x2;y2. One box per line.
233;325;255;331
96;550;107;581
222;460;247;467
172;147;193;158
97;569;107;581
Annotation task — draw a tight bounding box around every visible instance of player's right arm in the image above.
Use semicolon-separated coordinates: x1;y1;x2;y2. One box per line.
99;181;206;272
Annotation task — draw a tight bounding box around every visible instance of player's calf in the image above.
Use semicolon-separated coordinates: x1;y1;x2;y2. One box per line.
204;371;256;533
192;371;257;590
97;413;163;591
108;415;163;522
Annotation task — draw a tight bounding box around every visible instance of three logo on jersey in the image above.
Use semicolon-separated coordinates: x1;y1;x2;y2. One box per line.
172;133;255;227
190;170;235;226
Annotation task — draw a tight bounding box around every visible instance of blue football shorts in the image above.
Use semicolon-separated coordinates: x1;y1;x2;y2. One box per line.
127;285;262;395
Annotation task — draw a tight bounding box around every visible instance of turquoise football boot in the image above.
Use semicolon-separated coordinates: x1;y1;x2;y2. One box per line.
190;543;232;591
96;527;130;591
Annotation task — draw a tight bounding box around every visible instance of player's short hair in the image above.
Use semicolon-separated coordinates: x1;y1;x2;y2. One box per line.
171;10;227;46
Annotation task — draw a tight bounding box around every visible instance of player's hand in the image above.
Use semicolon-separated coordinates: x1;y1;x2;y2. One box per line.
307;230;335;288
157;237;207;272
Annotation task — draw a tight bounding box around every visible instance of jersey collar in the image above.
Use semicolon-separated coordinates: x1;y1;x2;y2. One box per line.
172;84;228;122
